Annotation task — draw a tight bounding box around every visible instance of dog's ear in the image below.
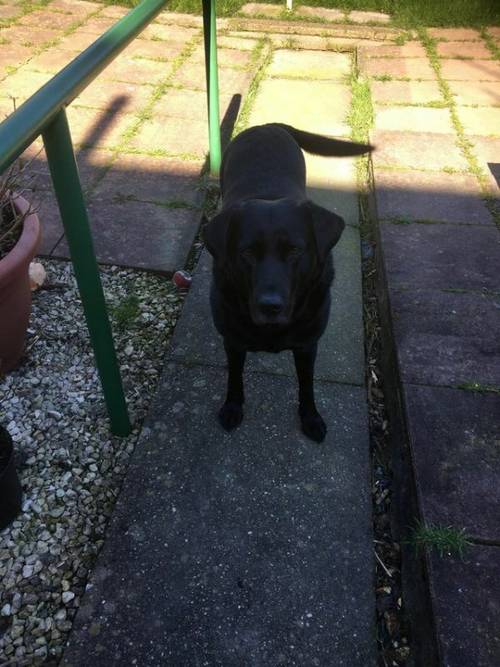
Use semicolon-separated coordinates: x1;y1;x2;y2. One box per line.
202;208;234;262
305;201;345;260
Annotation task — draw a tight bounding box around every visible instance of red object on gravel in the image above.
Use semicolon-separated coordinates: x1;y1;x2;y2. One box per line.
172;270;192;288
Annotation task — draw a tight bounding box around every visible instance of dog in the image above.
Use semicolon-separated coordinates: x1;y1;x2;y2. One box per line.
203;123;372;443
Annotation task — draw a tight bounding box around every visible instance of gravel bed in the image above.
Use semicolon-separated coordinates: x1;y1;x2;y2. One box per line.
0;258;185;665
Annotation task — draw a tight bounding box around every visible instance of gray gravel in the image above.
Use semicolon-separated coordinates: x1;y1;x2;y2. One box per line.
0;258;185;665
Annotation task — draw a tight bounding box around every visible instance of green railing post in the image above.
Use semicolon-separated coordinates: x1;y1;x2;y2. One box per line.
202;0;222;175
42;109;131;437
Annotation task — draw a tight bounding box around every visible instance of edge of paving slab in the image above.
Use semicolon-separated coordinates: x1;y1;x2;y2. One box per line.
365;168;440;666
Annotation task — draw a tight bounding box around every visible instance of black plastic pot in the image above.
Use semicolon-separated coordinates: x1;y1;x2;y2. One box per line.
0;424;22;530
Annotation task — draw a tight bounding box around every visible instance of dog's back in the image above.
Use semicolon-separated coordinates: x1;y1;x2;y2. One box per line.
220;123;372;208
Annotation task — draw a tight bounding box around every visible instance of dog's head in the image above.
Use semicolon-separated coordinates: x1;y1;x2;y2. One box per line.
203;198;344;327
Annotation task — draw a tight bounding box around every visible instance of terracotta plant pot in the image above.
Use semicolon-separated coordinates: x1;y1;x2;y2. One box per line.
0;193;41;373
0;424;22;530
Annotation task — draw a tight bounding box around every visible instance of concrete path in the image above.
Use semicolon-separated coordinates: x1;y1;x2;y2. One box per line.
1;1;500;665
60;30;376;667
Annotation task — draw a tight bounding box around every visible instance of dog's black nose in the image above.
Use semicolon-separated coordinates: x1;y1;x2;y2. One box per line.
258;294;284;317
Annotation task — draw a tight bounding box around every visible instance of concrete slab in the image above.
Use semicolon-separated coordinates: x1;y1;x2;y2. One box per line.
127;117;209;158
428;545;500;666
363;42;427;58
268;49;351;80
239;3;283;18
61;364;375;667
374;169;493;224
388;288;500;387
171;225;365;386
364;57;436;80
296;6;345;22
52;200;202;273
427;28;481;41
305;154;359;227
436;41;493;59
448;80;500;106
92;153;203;205
249;79;352;137
370;80;442;104
348;10;390;24
374;106;453;133
439;59;500;82
371;130;468;171
468;135;500;192
379;222;500;291
456;106;500;137
404;384;500;539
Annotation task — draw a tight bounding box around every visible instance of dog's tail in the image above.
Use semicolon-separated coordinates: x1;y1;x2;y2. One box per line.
275;123;373;157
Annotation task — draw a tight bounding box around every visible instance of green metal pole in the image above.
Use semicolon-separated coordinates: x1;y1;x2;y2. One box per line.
42;109;131;437
202;0;221;175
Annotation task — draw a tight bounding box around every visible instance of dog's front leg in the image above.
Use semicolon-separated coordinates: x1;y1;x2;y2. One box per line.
219;339;246;431
293;343;326;443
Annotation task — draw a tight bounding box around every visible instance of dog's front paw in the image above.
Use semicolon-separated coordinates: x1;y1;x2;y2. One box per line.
219;402;244;431
300;410;327;443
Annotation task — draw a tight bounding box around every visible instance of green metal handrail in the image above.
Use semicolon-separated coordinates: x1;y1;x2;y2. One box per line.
0;0;221;435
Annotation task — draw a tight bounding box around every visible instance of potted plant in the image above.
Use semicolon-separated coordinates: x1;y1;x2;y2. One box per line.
0;423;22;530
0;159;41;374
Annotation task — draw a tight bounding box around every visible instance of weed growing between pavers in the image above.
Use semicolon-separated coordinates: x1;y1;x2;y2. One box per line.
456;381;500;395
419;28;500;229
349;53;411;665
409;521;471;558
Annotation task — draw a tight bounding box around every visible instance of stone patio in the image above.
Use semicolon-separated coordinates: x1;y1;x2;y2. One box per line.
1;1;500;665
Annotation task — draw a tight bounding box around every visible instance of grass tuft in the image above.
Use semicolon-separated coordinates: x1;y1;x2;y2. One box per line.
111;293;140;331
409;521;470;558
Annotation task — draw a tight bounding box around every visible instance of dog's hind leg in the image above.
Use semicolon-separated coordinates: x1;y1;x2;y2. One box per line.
219;340;246;431
293;343;327;443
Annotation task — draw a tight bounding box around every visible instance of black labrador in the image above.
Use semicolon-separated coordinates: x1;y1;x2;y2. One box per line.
203;123;372;442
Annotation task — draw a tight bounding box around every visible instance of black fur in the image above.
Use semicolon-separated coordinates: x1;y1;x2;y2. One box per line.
203;123;373;442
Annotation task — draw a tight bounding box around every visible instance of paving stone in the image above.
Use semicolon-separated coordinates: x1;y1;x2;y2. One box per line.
77;16;119;35
189;45;253;68
305;154;359;227
49;0;97;18
75;79;154;114
388;288;500;386
139;22;199;43
65;105;134;149
171;225;365;387
428;28;481;41
153;87;234;124
0;69;53;105
448;80;500;106
374;169;493;224
127;117;208;158
239;2;283;17
28;190;63;257
487;26;500;41
25;48;83;74
98;55;169;85
436;41;493;59
371;80;442;104
0;6;22;21
0;43;33;70
363;42;427;58
217;34;260;51
121;40;183;62
296;6;345;22
17;9;77;30
249;79;351;137
456;106;500;136
57;29;104;52
428;545;500;666
468;135;500;192
0;25;62;48
379;222;500;290
99;4;129;19
268;49;351;80
172;63;253;95
374;106;453;133
61;364;375;667
404;385;500;539
54;200;203;272
371;130;467;171
364;57;436;80
439;59;500;81
348;10;390;24
92;153;203;205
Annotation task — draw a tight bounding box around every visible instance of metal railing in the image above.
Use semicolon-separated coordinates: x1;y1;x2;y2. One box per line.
0;0;221;436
